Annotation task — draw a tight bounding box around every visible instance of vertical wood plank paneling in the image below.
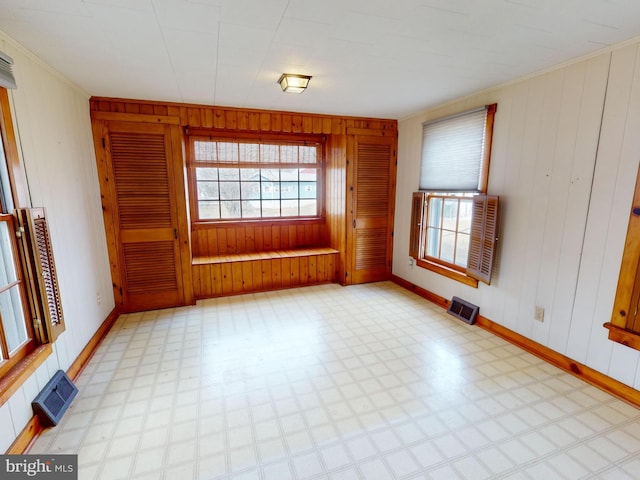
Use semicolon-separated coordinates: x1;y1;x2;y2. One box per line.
251;260;263;291
585;45;640;377
192;266;202;297
209;227;219;255
217;229;227;254
188;108;201;127
533;64;585;345
202;109;213;128
242;261;253;292
238;111;248;130
214;109;225;129
292;115;302;133
271;113;281;132
271;259;282;289
547;56;610;355
200;265;212;298
221;263;233;294
260;113;271;131
303;116;313;133
262;260;272;289
226;229;237;254
282;114;292;133
211;264;223;296
225;110;237;130
300;257;309;285
290;257;300;286
281;257;291;288
512;71;561;339
308;256;317;283
232;263;244;293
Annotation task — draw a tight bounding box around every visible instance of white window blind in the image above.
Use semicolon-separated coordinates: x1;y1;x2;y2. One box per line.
419;106;488;192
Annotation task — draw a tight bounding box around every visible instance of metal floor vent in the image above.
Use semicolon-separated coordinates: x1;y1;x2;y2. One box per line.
447;296;479;325
32;370;78;427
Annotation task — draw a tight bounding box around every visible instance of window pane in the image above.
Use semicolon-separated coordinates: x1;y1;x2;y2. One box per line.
217;142;238;163
426;227;440;257
281;145;298;163
220;201;241;219
239;143;259;163
196;168;217;181
241;182;260;200
194;141;216;162
219;168;239;181
262;200;280;217
261;144;279;163
199;201;220;219
1;285;27;353
220;182;240;200
428;197;442;228
240;168;260;181
300;199;317;216
300;182;316;199
0;221;18;286
440;230;455;263
300;168;316;181
281;168;298;181
241;200;261;218
300;146;317;164
456;233;470;267
281;182;298;199
261;182;280;199
458;199;473;234
281;200;298;217
191;140;321;221
261;169;280;181
442;198;459;231
197;182;219;201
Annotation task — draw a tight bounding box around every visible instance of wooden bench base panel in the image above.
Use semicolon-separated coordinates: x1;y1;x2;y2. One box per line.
193;252;338;299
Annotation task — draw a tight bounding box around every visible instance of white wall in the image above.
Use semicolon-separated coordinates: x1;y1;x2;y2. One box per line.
394;40;640;390
0;32;113;452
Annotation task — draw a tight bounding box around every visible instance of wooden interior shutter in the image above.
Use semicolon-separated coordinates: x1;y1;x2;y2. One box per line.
409;192;425;259
466;194;499;284
16;207;65;343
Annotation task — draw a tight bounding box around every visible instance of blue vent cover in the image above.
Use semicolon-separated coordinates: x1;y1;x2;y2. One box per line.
32;370;78;427
447;296;479;325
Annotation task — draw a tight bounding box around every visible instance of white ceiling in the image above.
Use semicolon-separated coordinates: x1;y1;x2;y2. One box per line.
1;0;640;119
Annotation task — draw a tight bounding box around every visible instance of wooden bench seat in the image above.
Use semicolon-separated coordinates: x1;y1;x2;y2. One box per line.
192;247;340;299
192;247;339;265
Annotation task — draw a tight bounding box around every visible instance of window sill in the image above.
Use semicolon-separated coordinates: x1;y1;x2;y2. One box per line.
604;322;640;351
0;344;52;408
416;258;479;288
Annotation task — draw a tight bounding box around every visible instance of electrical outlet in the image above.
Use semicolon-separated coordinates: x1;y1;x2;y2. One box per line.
408;257;415;268
534;306;544;322
96;293;102;306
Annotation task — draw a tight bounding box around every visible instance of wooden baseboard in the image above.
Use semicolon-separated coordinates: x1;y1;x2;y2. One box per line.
390;274;640;409
67;307;119;381
6;307;119;454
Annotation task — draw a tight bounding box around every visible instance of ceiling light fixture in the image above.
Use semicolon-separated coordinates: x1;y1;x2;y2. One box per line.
278;73;312;93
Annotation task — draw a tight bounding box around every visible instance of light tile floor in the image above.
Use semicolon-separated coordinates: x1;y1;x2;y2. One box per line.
30;282;640;479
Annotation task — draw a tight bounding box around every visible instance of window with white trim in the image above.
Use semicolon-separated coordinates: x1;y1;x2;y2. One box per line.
410;104;499;286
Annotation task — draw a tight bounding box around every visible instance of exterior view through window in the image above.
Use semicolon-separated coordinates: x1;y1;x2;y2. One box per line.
190;138;321;221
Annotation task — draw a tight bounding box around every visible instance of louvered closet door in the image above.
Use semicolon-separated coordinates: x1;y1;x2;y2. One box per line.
102;122;185;312
347;135;396;284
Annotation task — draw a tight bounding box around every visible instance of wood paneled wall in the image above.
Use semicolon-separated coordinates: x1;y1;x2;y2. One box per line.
191;221;328;258
90;97;397;298
89;98;397;135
